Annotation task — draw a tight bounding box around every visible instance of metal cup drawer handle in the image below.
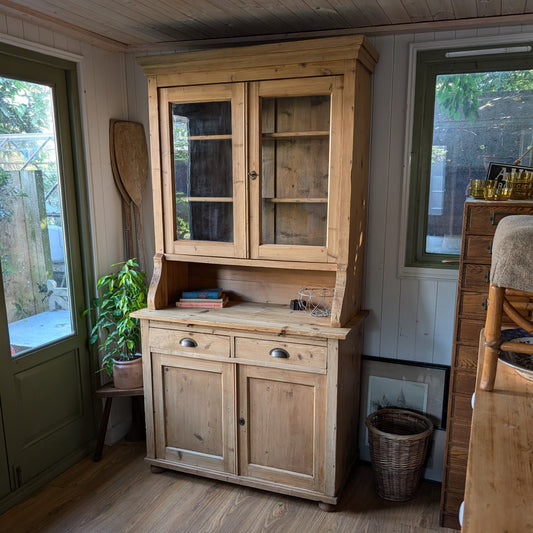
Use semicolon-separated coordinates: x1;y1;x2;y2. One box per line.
269;348;290;359
180;337;198;348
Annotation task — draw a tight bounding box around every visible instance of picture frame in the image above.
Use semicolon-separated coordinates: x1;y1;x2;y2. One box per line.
486;161;533;183
358;356;450;481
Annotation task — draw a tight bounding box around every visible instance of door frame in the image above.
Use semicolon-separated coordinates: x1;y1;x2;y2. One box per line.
0;42;97;512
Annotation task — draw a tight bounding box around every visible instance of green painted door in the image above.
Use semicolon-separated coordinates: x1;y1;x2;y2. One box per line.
0;405;10;500
0;47;95;500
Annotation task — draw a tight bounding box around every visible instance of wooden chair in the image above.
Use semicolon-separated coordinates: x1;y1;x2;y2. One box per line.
481;215;533;391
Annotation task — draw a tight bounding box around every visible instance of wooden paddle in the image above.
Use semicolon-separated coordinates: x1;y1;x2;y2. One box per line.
109;120;149;270
109;120;134;260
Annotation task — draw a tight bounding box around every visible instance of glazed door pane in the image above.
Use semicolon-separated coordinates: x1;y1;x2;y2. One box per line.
159;84;246;258
261;94;330;247
171;102;233;242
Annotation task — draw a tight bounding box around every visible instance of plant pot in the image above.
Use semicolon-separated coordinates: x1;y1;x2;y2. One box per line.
113;356;142;389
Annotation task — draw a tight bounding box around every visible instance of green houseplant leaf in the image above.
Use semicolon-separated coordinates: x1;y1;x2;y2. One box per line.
87;258;147;376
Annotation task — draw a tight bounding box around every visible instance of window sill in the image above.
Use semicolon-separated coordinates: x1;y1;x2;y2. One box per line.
398;265;459;281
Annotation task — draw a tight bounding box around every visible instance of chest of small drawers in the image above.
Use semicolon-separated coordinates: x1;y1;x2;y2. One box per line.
440;199;533;529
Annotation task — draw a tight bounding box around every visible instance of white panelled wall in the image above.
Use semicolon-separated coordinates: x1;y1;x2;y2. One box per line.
363;25;533;366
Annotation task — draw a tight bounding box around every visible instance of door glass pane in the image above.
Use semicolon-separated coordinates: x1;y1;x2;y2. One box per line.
0;76;73;356
171;101;233;242
261;95;330;246
426;70;533;255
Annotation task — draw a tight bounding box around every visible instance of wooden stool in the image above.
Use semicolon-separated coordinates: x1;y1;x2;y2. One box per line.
481;215;533;391
94;382;144;461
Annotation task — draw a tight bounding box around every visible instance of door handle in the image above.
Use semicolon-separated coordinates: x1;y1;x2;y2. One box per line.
179;338;197;348
269;348;290;359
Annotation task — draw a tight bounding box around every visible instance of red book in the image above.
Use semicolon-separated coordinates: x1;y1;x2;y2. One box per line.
176;296;228;308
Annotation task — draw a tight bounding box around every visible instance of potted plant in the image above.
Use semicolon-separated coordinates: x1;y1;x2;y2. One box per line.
86;258;147;389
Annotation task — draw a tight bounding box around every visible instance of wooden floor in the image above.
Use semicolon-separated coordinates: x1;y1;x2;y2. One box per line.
0;440;456;533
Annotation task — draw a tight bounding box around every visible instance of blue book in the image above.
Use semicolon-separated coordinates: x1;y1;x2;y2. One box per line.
181;288;223;299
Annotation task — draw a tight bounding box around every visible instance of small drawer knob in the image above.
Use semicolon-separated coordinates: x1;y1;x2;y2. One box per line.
269;348;290;359
179;337;197;348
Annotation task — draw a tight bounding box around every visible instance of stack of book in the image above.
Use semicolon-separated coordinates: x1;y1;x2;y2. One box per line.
176;288;228;308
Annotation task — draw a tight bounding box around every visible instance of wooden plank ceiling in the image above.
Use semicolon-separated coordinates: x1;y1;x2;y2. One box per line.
1;0;533;52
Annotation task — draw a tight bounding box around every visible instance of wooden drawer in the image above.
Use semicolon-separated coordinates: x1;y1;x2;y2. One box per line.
454;345;478;372
460;263;490;291
441;512;461;531
458;291;488;319
234;337;327;369
456;319;484;346
463;235;493;264
449;420;471;447
149;327;230;357
451;368;476;395
442;490;465;520
446;444;469;473
466;203;533;234
450;393;473;424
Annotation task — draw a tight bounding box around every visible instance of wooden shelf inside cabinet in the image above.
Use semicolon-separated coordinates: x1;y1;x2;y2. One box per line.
262;131;329;140
264;198;328;204
186;197;233;202
188;135;231;140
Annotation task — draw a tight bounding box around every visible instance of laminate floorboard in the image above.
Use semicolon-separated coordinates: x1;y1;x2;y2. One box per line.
0;440;456;533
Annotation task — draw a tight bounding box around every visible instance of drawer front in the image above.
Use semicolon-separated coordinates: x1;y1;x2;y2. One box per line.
460;263;490;291
149;327;230;357
458;291;488;319
449;420;471;447
450;393;473;425
234;337;327;369
443;489;464;517
465;203;533;234
454;345;478;372
451;368;476;396
456;319;484;346
463;235;493;264
446;444;469;473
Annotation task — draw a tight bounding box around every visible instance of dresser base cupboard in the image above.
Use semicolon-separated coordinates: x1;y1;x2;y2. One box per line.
135;36;378;508
134;305;366;507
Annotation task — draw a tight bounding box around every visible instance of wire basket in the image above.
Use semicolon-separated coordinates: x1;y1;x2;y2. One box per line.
365;408;433;501
298;287;333;317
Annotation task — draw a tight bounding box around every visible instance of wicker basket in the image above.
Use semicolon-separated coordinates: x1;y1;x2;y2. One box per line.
365;408;433;502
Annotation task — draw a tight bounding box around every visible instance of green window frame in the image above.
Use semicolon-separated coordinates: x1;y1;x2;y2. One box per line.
406;44;533;269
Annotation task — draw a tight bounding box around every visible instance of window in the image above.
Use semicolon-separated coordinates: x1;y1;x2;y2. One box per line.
406;44;533;268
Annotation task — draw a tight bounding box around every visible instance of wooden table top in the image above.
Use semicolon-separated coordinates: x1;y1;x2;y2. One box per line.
462;340;533;532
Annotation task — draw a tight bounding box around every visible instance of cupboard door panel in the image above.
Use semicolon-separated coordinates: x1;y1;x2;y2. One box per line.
152;353;236;473
238;365;325;491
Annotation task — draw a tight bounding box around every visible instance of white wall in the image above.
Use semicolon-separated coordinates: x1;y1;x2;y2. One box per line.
363;24;533;366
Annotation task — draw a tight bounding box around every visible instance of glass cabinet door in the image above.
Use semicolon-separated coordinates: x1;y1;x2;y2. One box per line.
159;84;246;258
249;77;340;262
